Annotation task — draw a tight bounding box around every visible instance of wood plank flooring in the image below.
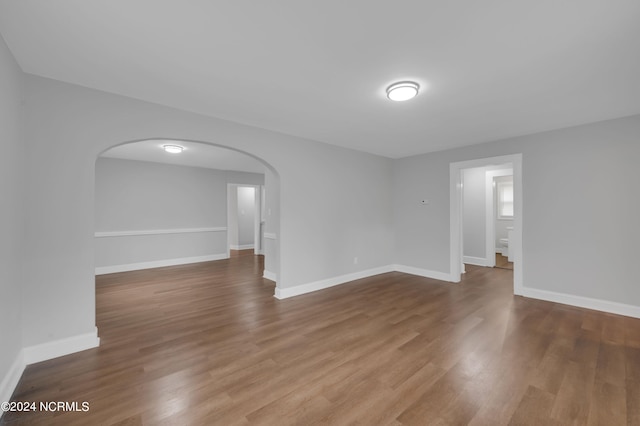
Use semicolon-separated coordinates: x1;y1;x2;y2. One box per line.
495;253;513;270
3;251;640;425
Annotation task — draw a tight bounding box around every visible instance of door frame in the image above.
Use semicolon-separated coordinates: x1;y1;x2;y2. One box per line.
450;153;523;295
485;168;514;267
226;183;262;257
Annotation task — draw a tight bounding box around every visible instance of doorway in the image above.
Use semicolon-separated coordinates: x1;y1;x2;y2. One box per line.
226;184;264;257
450;154;523;295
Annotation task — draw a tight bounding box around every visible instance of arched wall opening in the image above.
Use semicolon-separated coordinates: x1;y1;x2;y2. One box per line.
93;138;281;298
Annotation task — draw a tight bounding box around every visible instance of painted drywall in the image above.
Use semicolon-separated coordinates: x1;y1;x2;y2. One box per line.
0;31;24;403
228;185;239;248
96;158;227;230
394;114;640;308
462;167;486;259
228;185;257;249
237;187;256;247
95;158;263;270
21;74;394;349
263;169;280;279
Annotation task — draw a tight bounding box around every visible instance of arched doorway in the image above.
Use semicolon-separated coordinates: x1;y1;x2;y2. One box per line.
94;138;280;293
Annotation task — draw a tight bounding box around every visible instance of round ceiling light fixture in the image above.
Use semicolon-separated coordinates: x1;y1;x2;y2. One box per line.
163;144;184;154
386;81;420;101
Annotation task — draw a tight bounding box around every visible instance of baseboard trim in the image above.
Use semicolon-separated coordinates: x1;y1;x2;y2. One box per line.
1;328;100;406
522;288;640;319
0;351;24;406
263;270;277;282
95;253;228;275
463;256;489;267
23;328;100;365
392;264;455;282
230;244;254;250
274;265;394;299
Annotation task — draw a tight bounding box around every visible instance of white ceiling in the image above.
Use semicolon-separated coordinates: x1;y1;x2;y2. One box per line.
1;1;639;159
101;140;266;174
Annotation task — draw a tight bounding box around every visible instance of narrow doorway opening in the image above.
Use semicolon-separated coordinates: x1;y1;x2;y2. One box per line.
450;154;523;295
227;184;264;259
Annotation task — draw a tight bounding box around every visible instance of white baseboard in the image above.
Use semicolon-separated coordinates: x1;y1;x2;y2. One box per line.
230;244;254;250
263;270;277;282
522;288;640;319
274;265;394;299
1;328;99;406
392;264;455;282
23;327;100;365
463;256;489;267
95;253;228;275
0;351;24;405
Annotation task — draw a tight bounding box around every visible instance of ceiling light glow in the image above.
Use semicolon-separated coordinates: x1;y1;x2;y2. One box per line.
386;81;420;101
163;144;184;154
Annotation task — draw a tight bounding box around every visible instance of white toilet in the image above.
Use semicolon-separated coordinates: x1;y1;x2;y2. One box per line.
500;227;514;261
499;238;509;253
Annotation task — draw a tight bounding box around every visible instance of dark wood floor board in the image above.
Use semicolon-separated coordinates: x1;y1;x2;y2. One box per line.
507;385;558;426
587;379;626;426
528;336;575;395
550;360;597;425
3;253;640;425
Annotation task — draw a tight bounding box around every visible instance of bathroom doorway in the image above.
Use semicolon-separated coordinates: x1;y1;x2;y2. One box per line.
450;153;523;295
492;175;514;270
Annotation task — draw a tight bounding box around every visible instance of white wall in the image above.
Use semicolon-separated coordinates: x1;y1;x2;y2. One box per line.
0;32;25;404
94;158;264;272
394;115;640;311
20;73;394;350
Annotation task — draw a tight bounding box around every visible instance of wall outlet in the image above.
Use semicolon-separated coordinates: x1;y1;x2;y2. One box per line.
353;257;358;265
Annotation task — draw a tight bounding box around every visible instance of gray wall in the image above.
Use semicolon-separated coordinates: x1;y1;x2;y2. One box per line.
95;158;263;270
462;167;486;259
263;169;280;278
0;32;24;400
96;158;227;231
228;184;239;247
236;186;256;247
227;185;258;249
394;114;640;306
21;73;394;348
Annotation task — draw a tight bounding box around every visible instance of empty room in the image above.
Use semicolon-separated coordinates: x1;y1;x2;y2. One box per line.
1;1;639;425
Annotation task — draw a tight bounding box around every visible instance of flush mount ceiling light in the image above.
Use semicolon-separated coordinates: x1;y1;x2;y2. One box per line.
163;144;184;154
386;81;420;101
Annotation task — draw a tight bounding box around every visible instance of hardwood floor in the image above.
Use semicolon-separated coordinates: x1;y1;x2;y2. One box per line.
3;253;640;425
494;253;513;270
